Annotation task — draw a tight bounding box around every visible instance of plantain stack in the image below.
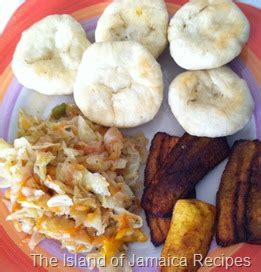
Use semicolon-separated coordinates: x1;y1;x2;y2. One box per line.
142;133;229;217
216;140;261;246
143;133;196;246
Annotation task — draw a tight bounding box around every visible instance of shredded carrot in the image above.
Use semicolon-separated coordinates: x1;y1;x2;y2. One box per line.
75;164;85;171
12;202;21;212
109;184;122;195
118;214;130;229
33;174;40;184
48;207;61;213
4;189;11;199
22;160;27;166
72;204;88;211
47;166;56;177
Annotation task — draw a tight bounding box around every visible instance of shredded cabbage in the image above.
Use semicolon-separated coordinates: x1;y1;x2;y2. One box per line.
0;103;148;260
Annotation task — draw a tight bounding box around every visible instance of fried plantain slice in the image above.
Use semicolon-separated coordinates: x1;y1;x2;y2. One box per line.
144;133;179;187
142;133;229;217
247;152;261;244
160;136;180;168
216;140;261;246
146;212;171;247
161;199;216;272
144;132;179;246
147;189;197;246
234;142;258;242
144;132;165;187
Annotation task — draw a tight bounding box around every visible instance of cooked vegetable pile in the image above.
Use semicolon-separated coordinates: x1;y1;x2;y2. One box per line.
0;104;148;259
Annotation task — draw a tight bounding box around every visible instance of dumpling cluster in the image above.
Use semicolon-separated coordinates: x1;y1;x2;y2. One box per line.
12;0;168;128
167;0;253;137
11;0;254;136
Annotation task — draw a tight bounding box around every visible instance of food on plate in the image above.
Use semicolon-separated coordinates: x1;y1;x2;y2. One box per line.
95;0;169;59
12;14;90;95
168;67;254;137
143;132;196;246
142;133;229;217
144;132;176;246
168;0;250;69
146;212;171;247
144;132;179;187
0;103;148;260
146;189;196;247
247;154;261;244
216;140;261;246
74;41;163;128
161;199;216;272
